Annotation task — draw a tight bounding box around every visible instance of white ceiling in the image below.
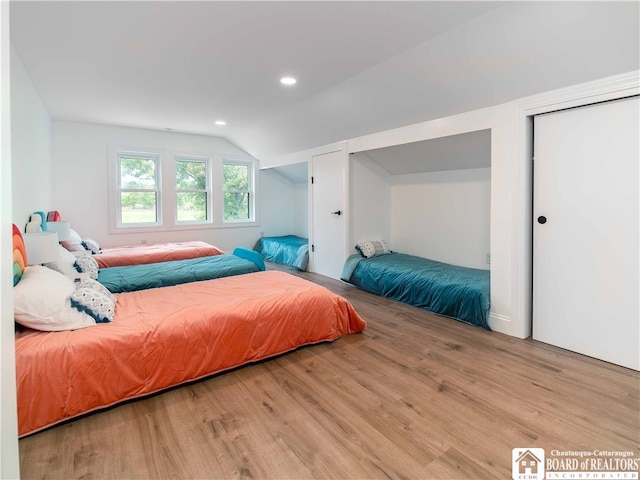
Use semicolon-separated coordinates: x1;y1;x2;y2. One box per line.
10;1;639;162
270;162;308;184
358;129;491;175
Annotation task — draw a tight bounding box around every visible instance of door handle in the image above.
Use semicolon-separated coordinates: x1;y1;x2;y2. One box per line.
537;216;547;224
331;210;342;216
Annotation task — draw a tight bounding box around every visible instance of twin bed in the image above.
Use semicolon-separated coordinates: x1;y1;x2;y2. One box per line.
93;240;225;268
342;251;490;330
13;231;366;437
253;235;309;271
97;247;265;293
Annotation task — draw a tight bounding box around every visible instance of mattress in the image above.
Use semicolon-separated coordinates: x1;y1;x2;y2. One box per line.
253;235;309;270
94;241;224;268
342;252;490;329
15;271;367;437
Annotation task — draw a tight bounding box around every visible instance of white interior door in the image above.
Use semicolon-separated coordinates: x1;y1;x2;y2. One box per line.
311;150;347;279
533;96;639;370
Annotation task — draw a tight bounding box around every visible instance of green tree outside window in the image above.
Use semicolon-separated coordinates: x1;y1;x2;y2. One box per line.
119;156;158;224
223;163;251;221
176;159;208;222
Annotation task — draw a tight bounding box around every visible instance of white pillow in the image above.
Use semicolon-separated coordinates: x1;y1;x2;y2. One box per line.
61;228;85;252
13;266;97;331
45;245;81;278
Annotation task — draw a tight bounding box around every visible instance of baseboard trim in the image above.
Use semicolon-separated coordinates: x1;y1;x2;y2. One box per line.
489;312;529;339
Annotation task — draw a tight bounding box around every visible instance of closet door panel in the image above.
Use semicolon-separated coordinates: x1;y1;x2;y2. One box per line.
311;150;347;279
533;97;639;370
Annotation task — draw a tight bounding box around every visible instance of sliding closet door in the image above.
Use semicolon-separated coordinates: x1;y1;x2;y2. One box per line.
533;96;639;370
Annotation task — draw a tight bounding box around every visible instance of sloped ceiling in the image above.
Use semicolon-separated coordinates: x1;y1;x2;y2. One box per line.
10;1;639;163
269;163;308;184
358;129;491;175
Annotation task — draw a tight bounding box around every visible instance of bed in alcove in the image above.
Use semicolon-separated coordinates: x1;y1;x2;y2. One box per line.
258;162;310;270
348;129;492;328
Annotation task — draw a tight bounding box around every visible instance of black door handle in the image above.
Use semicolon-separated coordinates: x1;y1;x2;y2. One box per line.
331;210;342;216
538;216;547;224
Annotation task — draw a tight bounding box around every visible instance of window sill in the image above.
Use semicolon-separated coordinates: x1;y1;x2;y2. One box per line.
109;221;259;235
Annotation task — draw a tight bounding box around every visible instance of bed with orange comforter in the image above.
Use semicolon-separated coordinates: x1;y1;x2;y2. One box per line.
15;271;366;437
93;240;224;268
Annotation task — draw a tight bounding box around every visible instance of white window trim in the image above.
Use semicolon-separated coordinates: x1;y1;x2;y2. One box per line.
110;148;163;231
222;158;256;224
108;146;259;234
173;155;213;226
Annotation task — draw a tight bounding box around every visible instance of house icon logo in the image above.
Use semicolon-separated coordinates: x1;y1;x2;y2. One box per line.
512;448;545;480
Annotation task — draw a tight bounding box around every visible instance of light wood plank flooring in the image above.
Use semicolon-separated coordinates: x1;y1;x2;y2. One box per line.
19;264;639;479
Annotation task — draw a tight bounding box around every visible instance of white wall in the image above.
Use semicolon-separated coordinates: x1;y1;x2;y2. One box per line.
258;168;295;238
349;153;391;253
10;44;52;227
391;168;491;270
1;10;20;477
49;121;292;253
293;183;308;238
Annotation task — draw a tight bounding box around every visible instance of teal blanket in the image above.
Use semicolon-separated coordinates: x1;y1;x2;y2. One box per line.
253;235;309;270
341;253;490;329
98;252;262;293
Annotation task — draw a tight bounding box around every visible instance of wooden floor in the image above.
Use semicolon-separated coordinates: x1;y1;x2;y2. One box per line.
19;264;639;479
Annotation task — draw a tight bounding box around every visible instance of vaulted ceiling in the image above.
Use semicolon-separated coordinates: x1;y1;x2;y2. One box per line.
10;1;639;162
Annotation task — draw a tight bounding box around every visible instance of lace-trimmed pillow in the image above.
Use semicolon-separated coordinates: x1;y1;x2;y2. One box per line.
69;279;115;323
82;237;102;254
355;240;391;258
74;254;99;279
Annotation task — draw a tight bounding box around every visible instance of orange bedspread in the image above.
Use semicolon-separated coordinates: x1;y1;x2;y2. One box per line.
15;271;366;437
94;240;224;268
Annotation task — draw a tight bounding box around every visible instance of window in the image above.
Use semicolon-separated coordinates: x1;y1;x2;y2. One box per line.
223;161;254;222
110;147;257;232
117;153;160;226
175;157;211;223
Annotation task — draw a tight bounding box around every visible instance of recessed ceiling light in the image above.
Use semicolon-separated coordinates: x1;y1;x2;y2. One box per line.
215;120;226;126
280;76;297;86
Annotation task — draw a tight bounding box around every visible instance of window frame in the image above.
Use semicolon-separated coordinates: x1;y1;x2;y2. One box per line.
114;150;162;229
222;159;255;224
174;155;213;226
109;146;258;234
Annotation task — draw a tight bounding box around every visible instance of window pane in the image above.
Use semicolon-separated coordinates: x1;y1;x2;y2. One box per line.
121;192;157;223
224;192;249;220
223;164;248;191
176;161;207;190
177;192;207;222
120;157;156;189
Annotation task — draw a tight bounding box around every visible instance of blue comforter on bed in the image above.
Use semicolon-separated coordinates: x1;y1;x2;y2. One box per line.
253;235;309;271
341;252;490;329
98;250;263;293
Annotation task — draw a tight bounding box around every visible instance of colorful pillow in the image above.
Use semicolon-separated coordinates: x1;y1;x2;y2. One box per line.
13;266;97;331
25;213;45;233
82;237;102;254
47;211;61;222
355;240;391;258
13;224;27;286
74;255;99;279
69;279;115;323
61;228;84;252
